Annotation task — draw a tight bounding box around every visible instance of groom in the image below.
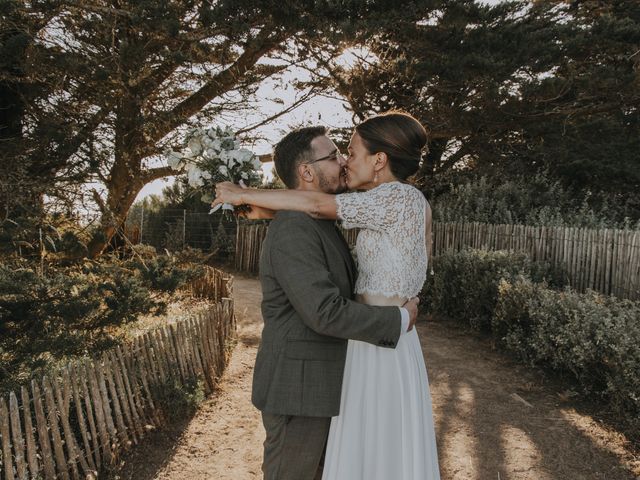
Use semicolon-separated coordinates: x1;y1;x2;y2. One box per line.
251;126;418;480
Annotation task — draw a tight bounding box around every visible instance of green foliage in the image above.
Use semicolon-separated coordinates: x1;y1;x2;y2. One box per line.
432;173;640;229
0;215;92;259
163;220;187;252
100;271;162;325
494;278;640;426
330;0;640;219
0;255;201;392
212;222;234;257
424;247;640;431
128;256;203;293
152;376;206;421
0;264;117;391
421;248;566;330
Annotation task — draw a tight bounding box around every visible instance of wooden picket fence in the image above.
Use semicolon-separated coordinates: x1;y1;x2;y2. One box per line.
235;221;640;300
433;222;640;300
234;223;270;275
0;267;236;480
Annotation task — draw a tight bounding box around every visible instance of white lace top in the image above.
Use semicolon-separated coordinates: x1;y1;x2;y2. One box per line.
335;181;428;298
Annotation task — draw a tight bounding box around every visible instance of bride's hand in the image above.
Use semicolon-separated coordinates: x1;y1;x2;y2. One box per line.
211;181;246;208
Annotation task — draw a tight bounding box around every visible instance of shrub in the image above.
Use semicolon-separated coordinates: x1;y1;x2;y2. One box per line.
422;248;566;331
494;278;640;424
127;255;203;293
212;222;234;257
0;254;202;392
0;215;91;259
431;172;640;229
152;376;205;421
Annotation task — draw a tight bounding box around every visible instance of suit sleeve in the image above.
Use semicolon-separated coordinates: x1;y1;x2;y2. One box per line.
270;217;401;348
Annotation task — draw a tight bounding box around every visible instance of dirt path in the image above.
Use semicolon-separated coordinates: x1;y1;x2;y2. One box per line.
111;276;639;480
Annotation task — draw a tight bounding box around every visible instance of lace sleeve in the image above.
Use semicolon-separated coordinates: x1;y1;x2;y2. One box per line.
336;182;421;232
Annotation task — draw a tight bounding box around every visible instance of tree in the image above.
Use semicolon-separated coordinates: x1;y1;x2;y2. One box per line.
318;0;639;211
3;0;424;256
0;0;80;218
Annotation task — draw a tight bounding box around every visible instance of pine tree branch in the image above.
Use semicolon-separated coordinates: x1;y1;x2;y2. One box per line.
50;107;110;168
140;166;177;184
91;188;107;215
235;87;320;135
144;25;287;144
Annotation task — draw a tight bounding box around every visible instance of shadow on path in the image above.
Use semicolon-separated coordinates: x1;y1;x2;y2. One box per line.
110;277;639;480
107;275;265;480
422;319;639;479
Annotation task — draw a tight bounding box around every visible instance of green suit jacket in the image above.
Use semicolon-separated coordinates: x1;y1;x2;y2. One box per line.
251;211;401;417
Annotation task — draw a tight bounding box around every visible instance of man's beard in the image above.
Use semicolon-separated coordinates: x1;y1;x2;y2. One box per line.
315;167;347;194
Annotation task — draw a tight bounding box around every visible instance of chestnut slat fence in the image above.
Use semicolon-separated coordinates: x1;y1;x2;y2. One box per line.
0;267;236;480
235;221;640;301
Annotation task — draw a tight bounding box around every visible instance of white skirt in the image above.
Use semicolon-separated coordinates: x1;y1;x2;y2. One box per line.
322;328;441;480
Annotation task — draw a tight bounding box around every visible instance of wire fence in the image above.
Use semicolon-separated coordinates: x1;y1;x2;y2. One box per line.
124;208;237;255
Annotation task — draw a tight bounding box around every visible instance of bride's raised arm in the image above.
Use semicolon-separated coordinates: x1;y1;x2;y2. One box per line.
213;182;338;220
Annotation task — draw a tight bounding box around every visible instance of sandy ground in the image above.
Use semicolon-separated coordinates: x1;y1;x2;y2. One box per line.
109;275;640;480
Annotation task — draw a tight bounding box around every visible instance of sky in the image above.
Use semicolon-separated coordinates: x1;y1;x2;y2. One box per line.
136;63;355;200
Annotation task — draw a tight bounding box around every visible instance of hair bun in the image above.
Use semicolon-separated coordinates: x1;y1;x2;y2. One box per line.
356;111;427;182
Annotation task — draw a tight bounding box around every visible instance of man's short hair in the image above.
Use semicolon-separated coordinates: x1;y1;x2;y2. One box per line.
273;126;327;189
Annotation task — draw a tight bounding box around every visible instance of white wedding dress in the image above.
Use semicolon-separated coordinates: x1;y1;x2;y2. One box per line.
322;181;441;480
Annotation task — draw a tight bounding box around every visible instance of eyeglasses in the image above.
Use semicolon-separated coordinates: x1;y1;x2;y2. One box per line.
305;149;342;165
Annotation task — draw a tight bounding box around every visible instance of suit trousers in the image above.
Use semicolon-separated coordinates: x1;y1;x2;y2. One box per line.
261;412;331;480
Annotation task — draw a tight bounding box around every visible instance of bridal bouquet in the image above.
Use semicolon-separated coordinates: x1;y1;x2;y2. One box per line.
165;126;262;214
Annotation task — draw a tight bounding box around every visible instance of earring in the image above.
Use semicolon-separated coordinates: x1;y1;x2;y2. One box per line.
374;171;379;183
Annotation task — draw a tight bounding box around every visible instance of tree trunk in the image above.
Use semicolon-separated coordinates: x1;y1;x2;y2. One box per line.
86;169;142;258
417;138;446;182
86;93;146;257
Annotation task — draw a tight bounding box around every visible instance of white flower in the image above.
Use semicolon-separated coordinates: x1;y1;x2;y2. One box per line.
166;150;184;170
187;168;204;187
235;148;254;165
188;137;203;156
171;125;258;202
203;148;218;160
220;150;236;167
205;138;222;152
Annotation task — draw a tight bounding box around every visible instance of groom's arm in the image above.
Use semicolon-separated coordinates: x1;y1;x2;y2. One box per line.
270;217;403;348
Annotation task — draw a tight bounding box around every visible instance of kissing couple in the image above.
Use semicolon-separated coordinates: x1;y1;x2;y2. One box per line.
213;111;441;479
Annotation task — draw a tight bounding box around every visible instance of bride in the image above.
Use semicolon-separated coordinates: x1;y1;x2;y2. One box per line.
214;111;440;479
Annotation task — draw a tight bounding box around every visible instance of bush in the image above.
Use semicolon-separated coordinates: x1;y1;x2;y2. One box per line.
126;255;203;293
0;255;203;392
431;173;640;229
422;247;640;430
421;248;566;331
494;278;640;424
152;376;205;421
0;215;91;259
0;262;164;391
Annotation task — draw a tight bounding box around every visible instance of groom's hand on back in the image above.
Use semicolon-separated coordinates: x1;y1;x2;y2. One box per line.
404;297;419;332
